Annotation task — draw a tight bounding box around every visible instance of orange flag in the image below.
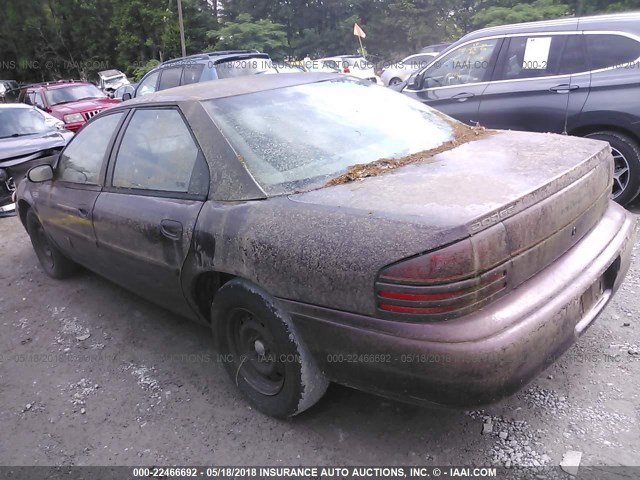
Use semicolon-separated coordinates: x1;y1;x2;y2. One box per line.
353;23;366;38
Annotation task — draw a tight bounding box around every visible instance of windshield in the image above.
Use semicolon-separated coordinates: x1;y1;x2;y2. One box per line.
203;78;455;195
0;108;56;139
215;58;277;79
44;84;105;106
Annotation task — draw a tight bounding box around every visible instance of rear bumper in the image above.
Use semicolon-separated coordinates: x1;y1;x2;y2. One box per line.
283;202;636;407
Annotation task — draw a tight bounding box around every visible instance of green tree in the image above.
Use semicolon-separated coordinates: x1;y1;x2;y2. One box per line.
211;13;288;60
472;0;570;28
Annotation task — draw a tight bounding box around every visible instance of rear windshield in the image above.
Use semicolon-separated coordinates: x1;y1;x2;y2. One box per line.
203;78;455;195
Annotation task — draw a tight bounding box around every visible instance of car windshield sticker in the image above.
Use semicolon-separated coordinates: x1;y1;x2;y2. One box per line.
523;37;552;69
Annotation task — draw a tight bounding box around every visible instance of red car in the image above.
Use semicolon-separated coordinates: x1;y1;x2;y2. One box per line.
19;80;119;132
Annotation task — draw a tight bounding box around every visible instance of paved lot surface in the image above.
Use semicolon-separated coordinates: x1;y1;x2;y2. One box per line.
1;213;639;469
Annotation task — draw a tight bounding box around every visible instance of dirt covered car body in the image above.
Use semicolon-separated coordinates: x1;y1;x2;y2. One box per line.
16;74;635;417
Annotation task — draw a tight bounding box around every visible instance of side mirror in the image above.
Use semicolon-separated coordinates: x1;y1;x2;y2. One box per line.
410;71;424;89
121;92;132;101
27;164;54;183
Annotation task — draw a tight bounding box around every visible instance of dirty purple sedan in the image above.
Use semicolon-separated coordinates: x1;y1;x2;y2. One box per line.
16;74;635;418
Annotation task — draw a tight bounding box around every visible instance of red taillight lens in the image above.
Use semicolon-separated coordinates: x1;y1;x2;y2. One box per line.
376;226;511;321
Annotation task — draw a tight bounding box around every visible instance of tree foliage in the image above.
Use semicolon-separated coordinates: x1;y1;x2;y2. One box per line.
212;14;288;59
1;0;638;83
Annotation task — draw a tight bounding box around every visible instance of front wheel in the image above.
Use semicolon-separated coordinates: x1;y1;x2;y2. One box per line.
212;279;329;418
388;77;402;86
585;131;640;206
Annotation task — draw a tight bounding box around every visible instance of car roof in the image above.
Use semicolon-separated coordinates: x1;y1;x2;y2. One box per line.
26;80;92;90
99;69;124;77
461;11;640;41
121;73;343;106
160;50;268;67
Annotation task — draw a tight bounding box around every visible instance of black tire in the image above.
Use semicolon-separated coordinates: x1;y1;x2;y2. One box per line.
585;131;640;206
212;279;328;418
389;77;402;86
26;209;78;279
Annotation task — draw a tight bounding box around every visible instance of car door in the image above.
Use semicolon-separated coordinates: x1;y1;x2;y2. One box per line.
34;112;125;265
477;33;590;133
92;107;210;315
402;37;503;124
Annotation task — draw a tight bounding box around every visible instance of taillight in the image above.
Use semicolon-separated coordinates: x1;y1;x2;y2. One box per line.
376;225;511;321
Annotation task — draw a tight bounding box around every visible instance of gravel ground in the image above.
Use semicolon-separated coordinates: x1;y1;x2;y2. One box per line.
0;213;639;470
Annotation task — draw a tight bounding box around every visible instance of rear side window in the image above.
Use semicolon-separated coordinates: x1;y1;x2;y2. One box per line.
57;113;124;185
158;67;183;90
557;35;587;75
586;34;640;70
496;35;572;80
112;109;208;195
182;64;205;85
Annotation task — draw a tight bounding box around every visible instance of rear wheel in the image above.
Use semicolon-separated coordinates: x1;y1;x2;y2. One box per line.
212;279;328;418
26;209;78;279
585;131;640;206
389;77;402;86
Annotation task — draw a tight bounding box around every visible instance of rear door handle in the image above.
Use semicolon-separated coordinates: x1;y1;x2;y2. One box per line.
160;219;183;241
549;84;579;93
452;92;475;101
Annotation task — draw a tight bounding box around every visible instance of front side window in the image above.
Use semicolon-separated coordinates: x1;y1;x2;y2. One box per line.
57;113;123;185
421;38;500;88
33;92;45;108
586;34;640;70
136;71;160;97
204;78;456;195
112;109;206;194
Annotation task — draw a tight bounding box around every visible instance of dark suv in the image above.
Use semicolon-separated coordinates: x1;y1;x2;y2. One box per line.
399;12;640;205
129;50;275;99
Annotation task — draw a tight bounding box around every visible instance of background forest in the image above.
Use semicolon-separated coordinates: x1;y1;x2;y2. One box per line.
1;0;639;82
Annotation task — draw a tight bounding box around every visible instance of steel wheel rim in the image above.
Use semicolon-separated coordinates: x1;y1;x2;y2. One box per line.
36;224;54;270
227;308;285;396
611;146;630;199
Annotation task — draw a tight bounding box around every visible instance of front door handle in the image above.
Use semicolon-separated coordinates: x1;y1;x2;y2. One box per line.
549;84;579;93
77;208;90;219
160;219;183;241
452;92;475;101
